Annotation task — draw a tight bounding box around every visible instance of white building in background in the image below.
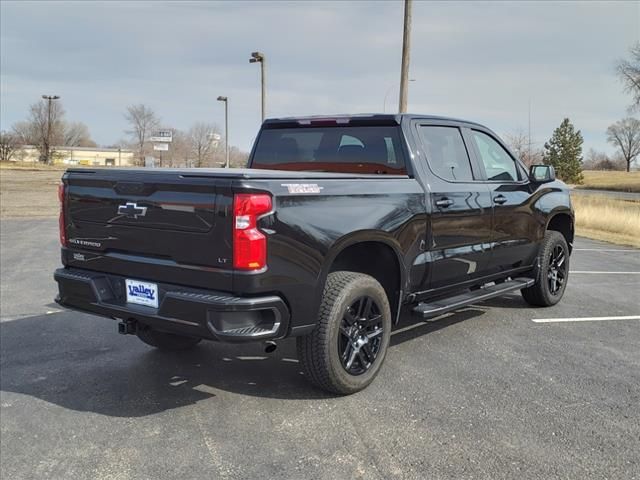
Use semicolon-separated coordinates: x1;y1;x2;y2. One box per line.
12;145;135;166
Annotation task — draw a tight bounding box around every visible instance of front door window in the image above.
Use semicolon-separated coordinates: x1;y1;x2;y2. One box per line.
470;130;519;181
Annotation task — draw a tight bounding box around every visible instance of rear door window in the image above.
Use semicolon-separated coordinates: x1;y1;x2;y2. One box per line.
417;126;474;182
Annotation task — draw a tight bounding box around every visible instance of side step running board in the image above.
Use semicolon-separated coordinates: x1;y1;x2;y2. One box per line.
412;277;535;320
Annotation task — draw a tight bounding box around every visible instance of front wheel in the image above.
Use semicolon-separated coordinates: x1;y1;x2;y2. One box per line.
297;271;392;395
521;231;569;307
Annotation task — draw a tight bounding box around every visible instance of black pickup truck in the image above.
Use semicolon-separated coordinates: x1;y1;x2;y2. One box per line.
54;114;573;394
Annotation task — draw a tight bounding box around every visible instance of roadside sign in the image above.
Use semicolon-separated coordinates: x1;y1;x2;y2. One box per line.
150;129;173;143
153;143;169;151
207;132;221;148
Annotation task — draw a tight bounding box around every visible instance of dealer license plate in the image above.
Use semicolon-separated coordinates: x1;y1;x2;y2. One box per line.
125;279;159;308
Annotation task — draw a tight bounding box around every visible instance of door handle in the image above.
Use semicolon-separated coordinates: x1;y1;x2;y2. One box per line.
493;195;507;205
435;198;454;208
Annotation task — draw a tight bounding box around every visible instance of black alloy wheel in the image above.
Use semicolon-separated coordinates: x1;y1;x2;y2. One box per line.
521;230;570;307
338;296;384;375
547;244;567;295
296;271;392;394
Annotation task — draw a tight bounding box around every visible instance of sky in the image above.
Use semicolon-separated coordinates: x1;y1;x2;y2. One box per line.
1;0;638;155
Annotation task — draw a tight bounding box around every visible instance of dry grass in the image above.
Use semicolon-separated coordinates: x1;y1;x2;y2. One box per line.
572;194;640;248
0;168;61;217
0;164;122;217
576;170;640;193
0;161;68;171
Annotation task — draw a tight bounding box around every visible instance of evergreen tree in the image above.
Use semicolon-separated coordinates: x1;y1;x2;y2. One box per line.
543;118;584;184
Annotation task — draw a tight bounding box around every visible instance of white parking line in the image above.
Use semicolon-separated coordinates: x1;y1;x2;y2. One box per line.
574;248;639;253
533;315;640;323
570;271;640;274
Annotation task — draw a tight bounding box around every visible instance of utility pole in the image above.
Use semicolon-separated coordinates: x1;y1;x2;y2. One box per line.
398;0;412;113
528;98;532;162
249;51;266;122
42;94;60;164
217;96;229;168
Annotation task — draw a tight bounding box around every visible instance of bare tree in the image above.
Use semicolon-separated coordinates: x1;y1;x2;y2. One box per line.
64;122;96;147
616;42;640;112
124;104;160;165
0;131;19;162
19;99;65;163
188;122;219;167
504;130;528;163
169;130;191;167
504;129;543;167
11;120;37;146
583;148;609;170
606;117;640;172
11;99;96;163
583;148;625;171
228;146;249;168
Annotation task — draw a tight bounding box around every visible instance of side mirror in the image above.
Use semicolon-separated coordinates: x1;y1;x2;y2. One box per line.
529;164;555;183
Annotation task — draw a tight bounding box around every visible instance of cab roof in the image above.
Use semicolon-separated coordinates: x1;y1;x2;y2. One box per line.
262;113;486;129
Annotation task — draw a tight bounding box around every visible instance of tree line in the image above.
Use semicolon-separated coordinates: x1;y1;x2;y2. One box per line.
0;98;95;163
0;100;248;167
123;104;247;168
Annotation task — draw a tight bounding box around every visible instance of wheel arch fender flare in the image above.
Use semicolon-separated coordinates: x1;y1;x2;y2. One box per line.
315;231;408;323
544;206;575;249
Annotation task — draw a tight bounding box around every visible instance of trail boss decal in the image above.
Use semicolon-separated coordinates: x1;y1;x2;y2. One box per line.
281;183;323;194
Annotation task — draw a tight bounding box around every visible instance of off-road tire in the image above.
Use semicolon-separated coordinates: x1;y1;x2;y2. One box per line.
297;271;392;395
136;326;202;351
521;230;569;307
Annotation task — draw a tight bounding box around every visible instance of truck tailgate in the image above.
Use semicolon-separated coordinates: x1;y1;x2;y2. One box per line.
64;169;233;276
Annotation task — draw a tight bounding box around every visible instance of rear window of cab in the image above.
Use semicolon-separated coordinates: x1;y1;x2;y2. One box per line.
251;126;407;174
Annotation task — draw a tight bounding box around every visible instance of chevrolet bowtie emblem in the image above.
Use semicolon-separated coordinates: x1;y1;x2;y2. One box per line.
117;202;147;218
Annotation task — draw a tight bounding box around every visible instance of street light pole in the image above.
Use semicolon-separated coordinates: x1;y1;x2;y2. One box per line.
217;96;229;168
42;94;60;164
261;57;266;122
398;0;412;113
249;51;266;122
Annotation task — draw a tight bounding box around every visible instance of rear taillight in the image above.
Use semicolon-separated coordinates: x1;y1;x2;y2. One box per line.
58;182;67;247
233;193;272;270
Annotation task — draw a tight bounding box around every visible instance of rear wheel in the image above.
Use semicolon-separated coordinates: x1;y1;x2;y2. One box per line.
297;271;392;395
136;326;202;351
522;231;569;306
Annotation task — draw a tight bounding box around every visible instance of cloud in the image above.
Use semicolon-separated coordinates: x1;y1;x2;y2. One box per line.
1;0;638;154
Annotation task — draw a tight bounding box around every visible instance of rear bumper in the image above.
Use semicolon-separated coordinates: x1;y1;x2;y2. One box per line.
54;268;290;342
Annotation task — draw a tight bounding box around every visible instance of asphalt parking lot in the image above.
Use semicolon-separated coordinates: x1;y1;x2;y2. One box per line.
1;218;639;480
